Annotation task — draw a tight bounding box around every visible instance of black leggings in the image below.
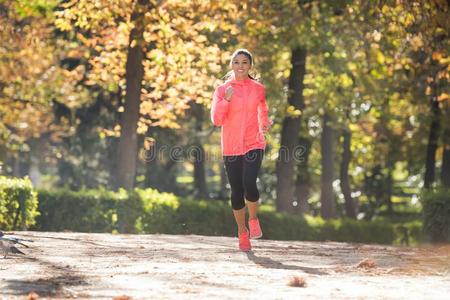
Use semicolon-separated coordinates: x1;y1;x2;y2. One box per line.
223;149;264;210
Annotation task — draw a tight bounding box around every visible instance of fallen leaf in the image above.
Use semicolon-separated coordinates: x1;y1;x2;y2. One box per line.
357;258;376;268
27;292;39;300
288;275;307;287
113;296;132;300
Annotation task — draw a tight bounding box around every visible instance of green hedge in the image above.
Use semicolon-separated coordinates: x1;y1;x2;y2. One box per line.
0;176;39;230
31;187;425;245
36;188;125;232
421;187;450;243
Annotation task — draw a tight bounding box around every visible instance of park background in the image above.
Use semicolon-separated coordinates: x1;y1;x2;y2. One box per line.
0;0;449;245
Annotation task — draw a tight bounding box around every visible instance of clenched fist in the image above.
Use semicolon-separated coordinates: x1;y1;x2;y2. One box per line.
224;86;235;101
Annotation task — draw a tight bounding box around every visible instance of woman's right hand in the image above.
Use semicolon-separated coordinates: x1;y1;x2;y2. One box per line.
224;86;235;101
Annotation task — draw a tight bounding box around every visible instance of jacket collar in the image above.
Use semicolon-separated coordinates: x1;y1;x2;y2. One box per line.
228;78;253;86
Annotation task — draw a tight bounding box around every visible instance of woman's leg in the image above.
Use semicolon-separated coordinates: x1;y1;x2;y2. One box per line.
223;155;247;233
243;149;264;220
232;208;246;233
247;201;258;221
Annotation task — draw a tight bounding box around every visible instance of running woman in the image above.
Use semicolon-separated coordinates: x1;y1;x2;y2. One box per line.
210;49;272;251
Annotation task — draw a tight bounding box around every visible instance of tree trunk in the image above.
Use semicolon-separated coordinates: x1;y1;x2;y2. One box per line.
190;102;208;198
28;155;41;187
424;98;440;188
12;154;20;177
219;162;228;200
294;136;311;214
441;127;450;188
26;137;45;187
106;88;122;189
339;128;357;219
193;144;207;198
276;47;306;213
113;4;146;190
385;162;394;214
320;113;337;219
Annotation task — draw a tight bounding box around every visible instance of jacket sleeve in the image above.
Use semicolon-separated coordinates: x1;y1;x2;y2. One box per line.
211;87;230;126
258;86;271;128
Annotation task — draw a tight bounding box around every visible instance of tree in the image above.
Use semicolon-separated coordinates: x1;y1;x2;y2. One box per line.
189;101;208;198
276;47;307;212
114;0;147;190
0;0;88;178
55;0;240;190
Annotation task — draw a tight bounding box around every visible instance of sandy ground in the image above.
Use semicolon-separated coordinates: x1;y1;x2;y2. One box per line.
0;231;449;300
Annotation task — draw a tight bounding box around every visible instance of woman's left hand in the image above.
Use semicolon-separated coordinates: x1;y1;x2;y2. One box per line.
262;123;272;134
262;120;273;133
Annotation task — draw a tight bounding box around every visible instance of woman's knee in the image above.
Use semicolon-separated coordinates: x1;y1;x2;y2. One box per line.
231;199;246;210
245;193;259;202
244;186;259;202
231;193;245;209
242;177;259;201
230;188;245;210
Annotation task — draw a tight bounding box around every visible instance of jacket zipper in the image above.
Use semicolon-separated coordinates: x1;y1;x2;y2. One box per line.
242;84;247;154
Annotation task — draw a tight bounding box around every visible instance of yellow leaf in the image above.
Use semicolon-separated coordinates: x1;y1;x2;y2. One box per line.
403;13;415;27
286;105;302;117
410;35;423;51
376;50;385;64
54;18;72;31
432;51;443;61
339;74;353;88
437;93;449;102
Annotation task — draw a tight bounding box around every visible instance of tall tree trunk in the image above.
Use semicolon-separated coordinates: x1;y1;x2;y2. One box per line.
107;89;122;189
219;162;228;200
143;126;157;189
320;113;337;219
424;98;440;188
113;3;146;190
12;154;20;177
193;146;207;197
276;47;306;212
28;155;41;187
339;128;357;219
385;160;394;214
26;138;45;187
441;127;450;188
190;102;208;198
294;136;311;214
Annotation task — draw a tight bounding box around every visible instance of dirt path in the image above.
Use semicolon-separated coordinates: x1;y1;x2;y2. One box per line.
0;231;449;299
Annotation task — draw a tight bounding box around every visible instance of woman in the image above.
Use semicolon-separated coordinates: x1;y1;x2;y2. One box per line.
211;49;272;252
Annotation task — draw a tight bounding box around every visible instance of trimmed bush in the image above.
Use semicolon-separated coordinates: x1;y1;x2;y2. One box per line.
137;188;181;234
421;188;450;243
0;176;39;230
259;211;313;241
35;188;124;232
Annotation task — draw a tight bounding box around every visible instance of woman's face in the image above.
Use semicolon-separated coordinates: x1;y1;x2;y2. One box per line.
231;54;251;79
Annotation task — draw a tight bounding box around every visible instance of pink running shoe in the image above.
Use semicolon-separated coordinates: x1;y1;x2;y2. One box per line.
249;218;263;239
238;229;251;252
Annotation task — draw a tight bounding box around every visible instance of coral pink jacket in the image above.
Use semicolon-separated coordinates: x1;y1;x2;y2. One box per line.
211;78;270;156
